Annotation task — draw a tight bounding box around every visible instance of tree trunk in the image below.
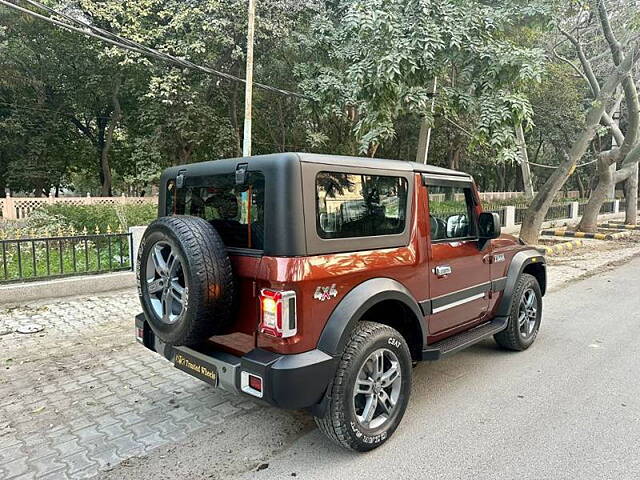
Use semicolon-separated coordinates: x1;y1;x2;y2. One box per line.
515;123;534;199
519;46;638;244
448;143;461;170
576;174;585;199
99;78;122;197
577;155;613;232
624;163;638;224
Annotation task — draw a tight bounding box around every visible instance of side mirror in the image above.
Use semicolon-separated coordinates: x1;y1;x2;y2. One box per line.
478;212;501;240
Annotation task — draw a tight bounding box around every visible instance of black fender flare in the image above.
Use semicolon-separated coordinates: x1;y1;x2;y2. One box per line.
317;277;426;357
496;249;546;317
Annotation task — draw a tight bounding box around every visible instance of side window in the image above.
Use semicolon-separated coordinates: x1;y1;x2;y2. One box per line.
316;172;408;239
427;184;475;241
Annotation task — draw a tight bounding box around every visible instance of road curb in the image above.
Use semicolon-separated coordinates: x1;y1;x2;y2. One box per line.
601;222;640;230
535;239;583;256
0;271;136;305
540;229;632;240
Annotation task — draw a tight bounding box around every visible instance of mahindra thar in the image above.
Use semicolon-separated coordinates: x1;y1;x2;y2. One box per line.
135;152;546;451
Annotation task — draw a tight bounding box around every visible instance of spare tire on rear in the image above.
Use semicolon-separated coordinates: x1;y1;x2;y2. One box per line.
137;215;234;346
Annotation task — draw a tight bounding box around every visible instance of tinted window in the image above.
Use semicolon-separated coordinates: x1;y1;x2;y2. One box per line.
427;185;475;241
316;172;408;239
171;172;265;250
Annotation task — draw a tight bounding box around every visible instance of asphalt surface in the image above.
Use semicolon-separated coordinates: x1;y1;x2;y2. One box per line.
232;256;640;480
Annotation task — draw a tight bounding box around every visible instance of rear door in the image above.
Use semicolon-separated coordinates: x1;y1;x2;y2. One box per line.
168;169;266;356
424;175;491;335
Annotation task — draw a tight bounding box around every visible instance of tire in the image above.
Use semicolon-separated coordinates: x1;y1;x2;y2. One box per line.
137;215;234;346
494;273;542;351
315;322;412;452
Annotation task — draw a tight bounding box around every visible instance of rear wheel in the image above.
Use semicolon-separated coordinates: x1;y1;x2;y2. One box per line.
494;273;542;351
315;322;412;451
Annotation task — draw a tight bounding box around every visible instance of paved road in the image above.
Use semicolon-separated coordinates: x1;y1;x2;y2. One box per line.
234;256;640;480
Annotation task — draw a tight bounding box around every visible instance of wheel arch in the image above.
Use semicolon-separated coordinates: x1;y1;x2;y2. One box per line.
522;262;546;296
496;249;546;317
317;278;426;361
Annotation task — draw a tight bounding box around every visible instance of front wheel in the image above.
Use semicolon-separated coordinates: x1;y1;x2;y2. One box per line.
494;273;542;351
315;322;412;452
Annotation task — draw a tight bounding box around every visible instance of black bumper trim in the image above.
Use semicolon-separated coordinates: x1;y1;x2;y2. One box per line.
136;314;337;410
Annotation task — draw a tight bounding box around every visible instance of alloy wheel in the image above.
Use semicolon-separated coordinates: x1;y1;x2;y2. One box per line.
353;348;402;429
145;241;187;324
518;288;538;338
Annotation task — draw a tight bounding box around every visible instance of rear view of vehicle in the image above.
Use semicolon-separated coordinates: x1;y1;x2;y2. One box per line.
135;152;545;453
135;153;336;412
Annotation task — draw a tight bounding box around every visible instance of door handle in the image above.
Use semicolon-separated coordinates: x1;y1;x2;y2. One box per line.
434;265;452;277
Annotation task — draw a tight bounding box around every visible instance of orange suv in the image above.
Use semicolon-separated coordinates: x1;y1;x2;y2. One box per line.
135;152;546;451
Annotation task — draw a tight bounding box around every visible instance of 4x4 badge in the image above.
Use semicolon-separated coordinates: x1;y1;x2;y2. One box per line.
314;284;338;302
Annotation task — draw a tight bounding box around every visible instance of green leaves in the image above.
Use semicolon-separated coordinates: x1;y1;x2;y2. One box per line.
299;0;545;156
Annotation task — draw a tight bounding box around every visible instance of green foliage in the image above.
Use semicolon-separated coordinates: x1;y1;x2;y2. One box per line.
0;0;634;199
38;203;157;232
297;0;547;155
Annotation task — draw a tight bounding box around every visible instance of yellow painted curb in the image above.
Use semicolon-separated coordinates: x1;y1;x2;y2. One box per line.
535;239;583;256
540;229;633;240
601;223;640;230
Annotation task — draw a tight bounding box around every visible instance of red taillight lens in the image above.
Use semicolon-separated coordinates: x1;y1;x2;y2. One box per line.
259;289;297;338
248;374;262;392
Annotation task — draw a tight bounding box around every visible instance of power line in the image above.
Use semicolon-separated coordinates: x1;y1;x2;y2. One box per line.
0;0;309;99
515;158;598;169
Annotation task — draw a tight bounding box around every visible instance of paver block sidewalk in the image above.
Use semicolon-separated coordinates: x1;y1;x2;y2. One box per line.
0;292;260;479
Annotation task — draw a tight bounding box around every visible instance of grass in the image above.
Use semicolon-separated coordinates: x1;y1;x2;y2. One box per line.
0;235;131;283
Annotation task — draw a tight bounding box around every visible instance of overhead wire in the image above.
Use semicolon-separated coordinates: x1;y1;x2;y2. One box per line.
0;0;617;167
0;0;309;99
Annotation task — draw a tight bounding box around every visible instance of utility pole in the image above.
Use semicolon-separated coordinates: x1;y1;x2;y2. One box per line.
415;77;438;164
242;0;256;157
515;122;534;199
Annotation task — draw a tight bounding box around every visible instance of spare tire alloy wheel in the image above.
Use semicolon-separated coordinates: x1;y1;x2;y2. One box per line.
146;241;187;324
138;215;234;347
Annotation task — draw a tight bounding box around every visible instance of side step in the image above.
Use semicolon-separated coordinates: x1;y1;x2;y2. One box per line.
421;316;509;361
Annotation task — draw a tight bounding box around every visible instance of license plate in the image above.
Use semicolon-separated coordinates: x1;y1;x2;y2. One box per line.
174;349;218;387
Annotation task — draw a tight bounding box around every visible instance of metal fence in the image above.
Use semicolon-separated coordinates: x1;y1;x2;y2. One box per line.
544;203;572;222
0;232;132;284
600;200;615;214
484;207;506;226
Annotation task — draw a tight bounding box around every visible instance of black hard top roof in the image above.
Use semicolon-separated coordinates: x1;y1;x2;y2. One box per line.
167;152;470;178
294;152;469;177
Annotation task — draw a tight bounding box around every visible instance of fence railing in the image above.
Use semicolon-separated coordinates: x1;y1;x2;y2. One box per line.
0;231;132;284
483;198;628;229
477;190;582;202
0;195;156;220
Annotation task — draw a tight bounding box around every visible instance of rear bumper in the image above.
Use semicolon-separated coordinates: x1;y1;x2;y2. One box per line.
135;314;336;410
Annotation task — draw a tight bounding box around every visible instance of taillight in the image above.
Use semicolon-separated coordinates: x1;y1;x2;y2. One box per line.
259;289;297;338
135;326;144;343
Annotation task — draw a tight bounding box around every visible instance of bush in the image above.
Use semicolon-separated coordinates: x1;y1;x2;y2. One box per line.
38;202;157;233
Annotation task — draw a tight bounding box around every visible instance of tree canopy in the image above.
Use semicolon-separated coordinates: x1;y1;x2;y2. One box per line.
0;0;638;234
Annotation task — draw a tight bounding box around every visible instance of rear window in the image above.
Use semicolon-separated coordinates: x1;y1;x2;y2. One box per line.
170;172;265;250
316;172;408;239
